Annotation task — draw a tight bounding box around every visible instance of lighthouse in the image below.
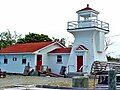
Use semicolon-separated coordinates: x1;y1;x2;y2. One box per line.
67;4;109;73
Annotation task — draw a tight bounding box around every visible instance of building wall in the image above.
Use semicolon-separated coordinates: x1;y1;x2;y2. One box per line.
68;29;107;73
0;54;36;74
68;30;94;73
48;53;69;74
36;43;63;66
94;31;107;61
0;43;63;74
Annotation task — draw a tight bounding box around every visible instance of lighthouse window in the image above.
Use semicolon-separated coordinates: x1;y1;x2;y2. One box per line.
57;55;62;63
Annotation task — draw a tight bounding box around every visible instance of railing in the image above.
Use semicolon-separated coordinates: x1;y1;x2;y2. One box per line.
67;19;109;31
68;65;75;73
79;65;88;72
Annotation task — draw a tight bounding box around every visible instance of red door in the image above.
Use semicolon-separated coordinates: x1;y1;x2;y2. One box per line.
77;56;83;72
36;55;42;71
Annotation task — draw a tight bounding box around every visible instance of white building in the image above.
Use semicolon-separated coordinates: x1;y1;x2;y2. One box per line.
67;4;109;73
0;5;109;74
0;42;66;74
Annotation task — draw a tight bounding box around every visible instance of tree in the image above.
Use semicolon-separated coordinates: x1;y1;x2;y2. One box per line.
52;37;66;46
0;29;21;49
105;37;113;51
17;32;52;43
107;55;119;62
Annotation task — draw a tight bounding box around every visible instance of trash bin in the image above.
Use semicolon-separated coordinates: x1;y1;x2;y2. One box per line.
72;76;89;88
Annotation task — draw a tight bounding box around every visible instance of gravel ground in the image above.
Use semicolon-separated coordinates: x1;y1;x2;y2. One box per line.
0;75;72;88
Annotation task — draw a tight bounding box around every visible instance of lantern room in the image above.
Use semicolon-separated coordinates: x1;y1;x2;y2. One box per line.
76;4;99;22
67;4;109;32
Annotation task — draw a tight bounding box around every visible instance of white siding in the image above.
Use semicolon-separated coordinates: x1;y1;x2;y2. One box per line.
0;54;36;74
68;31;94;73
68;29;107;73
0;42;63;74
48;54;69;74
95;31;105;52
36;43;63;66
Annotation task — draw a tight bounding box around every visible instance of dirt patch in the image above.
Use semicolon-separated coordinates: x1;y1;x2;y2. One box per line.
0;75;72;88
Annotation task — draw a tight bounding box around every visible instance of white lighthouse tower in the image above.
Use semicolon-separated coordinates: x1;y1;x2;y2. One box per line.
67;4;109;73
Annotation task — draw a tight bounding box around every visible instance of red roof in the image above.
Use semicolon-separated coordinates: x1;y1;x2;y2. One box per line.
76;4;99;13
0;42;54;53
49;48;71;53
76;45;88;51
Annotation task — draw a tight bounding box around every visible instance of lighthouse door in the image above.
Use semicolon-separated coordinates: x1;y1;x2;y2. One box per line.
77;56;83;72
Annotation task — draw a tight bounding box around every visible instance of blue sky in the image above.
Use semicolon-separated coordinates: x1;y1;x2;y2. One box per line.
0;0;120;57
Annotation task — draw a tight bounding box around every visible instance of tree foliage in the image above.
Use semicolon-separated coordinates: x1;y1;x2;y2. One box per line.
17;32;52;43
107;55;119;62
52;37;66;46
0;30;66;49
0;29;21;49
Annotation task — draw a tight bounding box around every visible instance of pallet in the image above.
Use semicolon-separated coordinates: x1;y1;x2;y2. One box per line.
95;84;120;90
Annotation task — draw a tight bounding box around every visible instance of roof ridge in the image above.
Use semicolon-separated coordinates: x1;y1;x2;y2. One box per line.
76;5;99;14
49;48;71;53
16;41;54;44
0;41;54;53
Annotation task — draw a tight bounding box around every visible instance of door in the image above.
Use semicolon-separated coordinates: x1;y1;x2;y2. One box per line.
36;55;42;71
77;56;83;72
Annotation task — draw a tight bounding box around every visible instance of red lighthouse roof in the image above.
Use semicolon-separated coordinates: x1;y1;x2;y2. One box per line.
76;4;99;14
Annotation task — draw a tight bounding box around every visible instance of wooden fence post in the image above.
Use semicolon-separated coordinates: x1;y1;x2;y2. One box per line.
108;70;116;90
72;76;89;88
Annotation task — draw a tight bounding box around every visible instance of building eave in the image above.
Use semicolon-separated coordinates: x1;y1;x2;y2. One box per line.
48;53;70;55
34;42;65;53
67;26;109;32
0;52;34;55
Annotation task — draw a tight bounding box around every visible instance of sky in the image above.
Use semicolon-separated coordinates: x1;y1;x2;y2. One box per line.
0;0;120;57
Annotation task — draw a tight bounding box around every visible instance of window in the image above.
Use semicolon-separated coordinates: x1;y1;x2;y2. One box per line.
57;55;62;63
4;58;8;64
13;57;17;61
22;58;26;64
22;55;26;64
4;55;8;64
